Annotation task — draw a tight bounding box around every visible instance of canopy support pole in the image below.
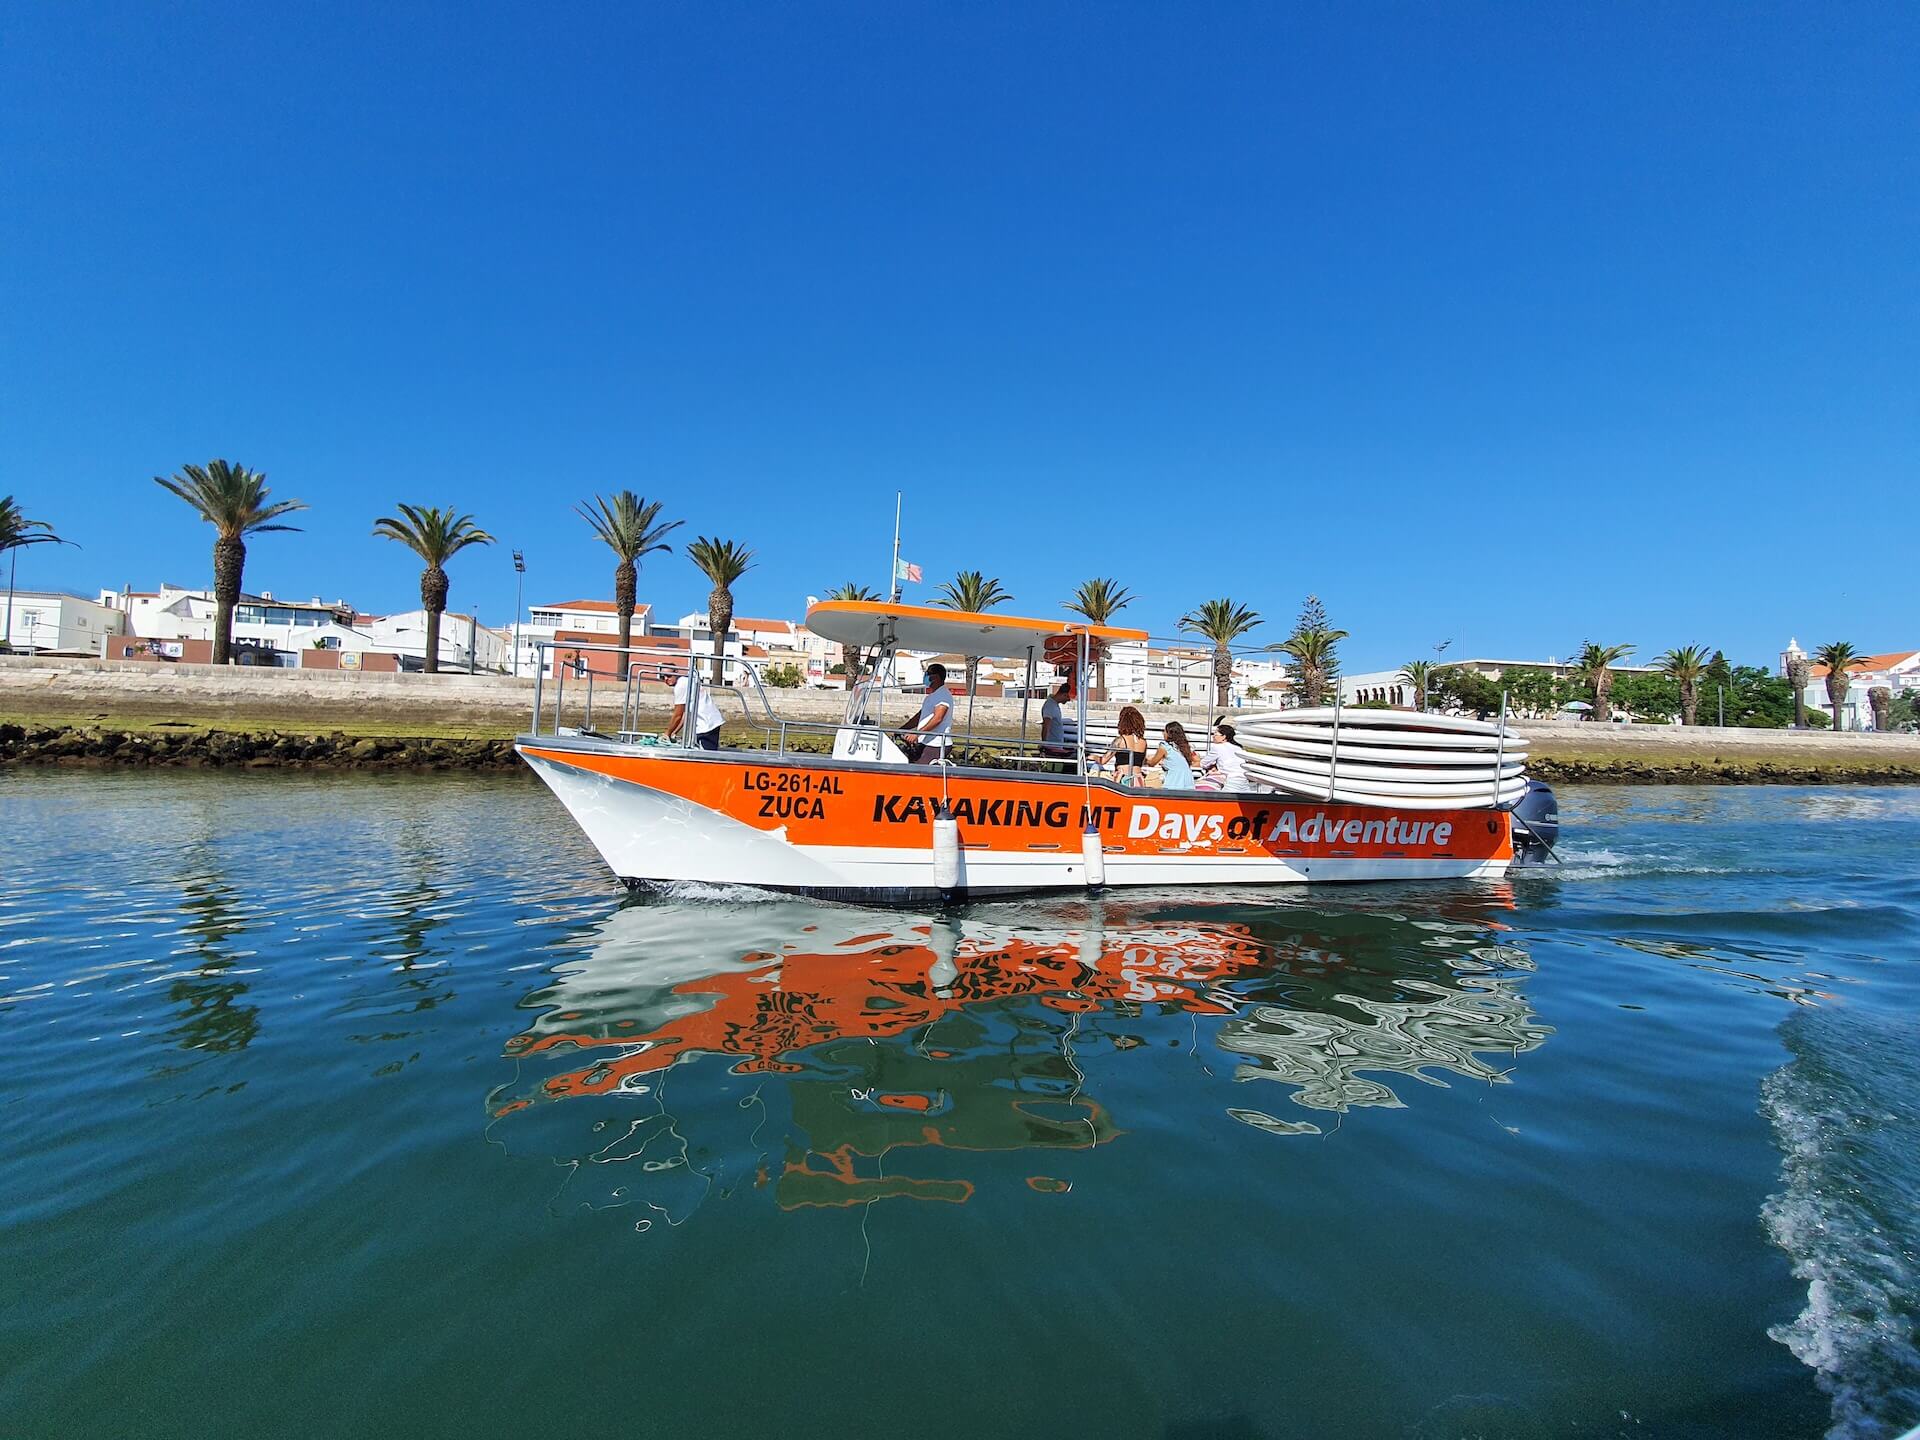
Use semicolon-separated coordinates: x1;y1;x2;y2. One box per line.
1020;645;1035;748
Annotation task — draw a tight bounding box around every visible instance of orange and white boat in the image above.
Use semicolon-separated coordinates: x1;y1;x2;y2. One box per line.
517;600;1559;900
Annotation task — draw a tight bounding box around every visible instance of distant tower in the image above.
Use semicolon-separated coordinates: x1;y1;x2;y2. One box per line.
1780;636;1805;678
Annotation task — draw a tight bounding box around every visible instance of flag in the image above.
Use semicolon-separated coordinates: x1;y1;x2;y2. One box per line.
895;558;922;584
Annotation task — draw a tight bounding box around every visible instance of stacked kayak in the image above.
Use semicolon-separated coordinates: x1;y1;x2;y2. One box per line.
1234;708;1527;810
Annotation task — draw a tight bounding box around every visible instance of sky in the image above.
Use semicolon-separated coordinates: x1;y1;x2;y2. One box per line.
2;2;1915;672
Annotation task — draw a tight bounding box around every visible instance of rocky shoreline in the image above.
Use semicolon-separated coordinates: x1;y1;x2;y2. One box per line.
0;723;525;771
5;722;1919;784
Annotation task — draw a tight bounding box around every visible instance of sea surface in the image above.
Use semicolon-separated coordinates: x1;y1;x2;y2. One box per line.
2;771;1916;1440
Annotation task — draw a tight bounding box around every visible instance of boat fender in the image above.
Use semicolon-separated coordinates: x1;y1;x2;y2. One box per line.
932;804;961;891
1081;827;1106;889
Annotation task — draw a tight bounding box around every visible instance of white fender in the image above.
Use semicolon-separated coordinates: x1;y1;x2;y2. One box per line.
932;809;961;890
1081;828;1106;888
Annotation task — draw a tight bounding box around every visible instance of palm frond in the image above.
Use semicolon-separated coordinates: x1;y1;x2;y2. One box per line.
936;570;1012;613
686;536;756;586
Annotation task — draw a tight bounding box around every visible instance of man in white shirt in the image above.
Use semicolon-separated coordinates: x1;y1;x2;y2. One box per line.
669;669;725;750
902;663;954;764
1039;680;1073;757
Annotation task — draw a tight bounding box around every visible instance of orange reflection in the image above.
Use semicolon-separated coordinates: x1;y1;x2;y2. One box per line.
502;922;1266;1106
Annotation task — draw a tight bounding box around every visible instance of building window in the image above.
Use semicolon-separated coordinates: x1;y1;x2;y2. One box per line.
530;610;561;627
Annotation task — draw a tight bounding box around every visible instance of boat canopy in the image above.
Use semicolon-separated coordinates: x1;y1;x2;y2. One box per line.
805;599;1147;660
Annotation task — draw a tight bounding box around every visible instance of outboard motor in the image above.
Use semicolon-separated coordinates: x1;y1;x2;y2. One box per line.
1508;780;1559;866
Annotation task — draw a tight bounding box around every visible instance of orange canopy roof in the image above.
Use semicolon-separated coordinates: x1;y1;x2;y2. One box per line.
805;599;1146;659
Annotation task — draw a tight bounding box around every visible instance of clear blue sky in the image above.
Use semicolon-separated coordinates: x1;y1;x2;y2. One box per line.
3;2;1914;671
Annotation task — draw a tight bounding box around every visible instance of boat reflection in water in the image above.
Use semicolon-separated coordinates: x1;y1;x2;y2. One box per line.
489;887;1551;1222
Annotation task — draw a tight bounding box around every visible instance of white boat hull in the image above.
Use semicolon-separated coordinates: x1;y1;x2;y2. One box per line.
521;740;1517;900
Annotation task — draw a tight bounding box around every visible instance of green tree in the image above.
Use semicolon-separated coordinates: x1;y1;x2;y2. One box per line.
1065;577;1135;700
762;662;803;689
1502;665;1563;718
1570;641;1635;723
1611;672;1681;722
1656;644;1713;726
1177;598;1261;707
1276;595;1344;707
935;570;1013;697
1812;642;1861;730
153;461;306;665
1437;667;1503;719
686;537;756;685
1278;625;1348;708
1396;660;1436;712
1;495;77;649
576;492;681;654
371;505;494;674
823;581;880;687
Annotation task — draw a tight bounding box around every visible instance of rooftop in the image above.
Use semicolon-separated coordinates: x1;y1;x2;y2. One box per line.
1808;650;1919;678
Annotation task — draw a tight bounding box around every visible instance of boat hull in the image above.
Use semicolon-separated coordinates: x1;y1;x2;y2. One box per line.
518;739;1515;900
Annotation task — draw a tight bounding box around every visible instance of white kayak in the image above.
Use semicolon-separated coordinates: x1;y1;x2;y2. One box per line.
1245;765;1530;809
1236;731;1529;767
1238;707;1520;738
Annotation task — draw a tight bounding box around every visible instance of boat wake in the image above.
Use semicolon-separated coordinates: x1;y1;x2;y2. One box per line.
1761;1008;1920;1440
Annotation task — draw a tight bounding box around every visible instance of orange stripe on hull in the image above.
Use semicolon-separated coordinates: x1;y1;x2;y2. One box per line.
518;747;1513;867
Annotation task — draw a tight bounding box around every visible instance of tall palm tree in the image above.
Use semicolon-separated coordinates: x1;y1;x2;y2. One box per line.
1278;626;1350;708
1065;577;1134;700
153;461;306;665
686;537;755;684
1177;599;1261;707
1785;651;1811;729
371;505;495;674
935;570;1013;697
1;496;76;649
1656;643;1713;726
1397;660;1435;712
576;492;681;654
1570;641;1635;723
1813;641;1862;730
824;581;880;686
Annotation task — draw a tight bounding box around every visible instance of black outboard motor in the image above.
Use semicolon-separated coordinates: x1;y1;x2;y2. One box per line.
1508;780;1559;866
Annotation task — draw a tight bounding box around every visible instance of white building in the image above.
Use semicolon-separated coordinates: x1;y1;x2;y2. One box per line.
516;600;651;674
362;611;513;672
103;584;357;658
2;590;126;653
1786;638;1920;730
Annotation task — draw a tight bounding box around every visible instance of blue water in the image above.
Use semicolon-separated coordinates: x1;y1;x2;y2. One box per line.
1;772;1915;1438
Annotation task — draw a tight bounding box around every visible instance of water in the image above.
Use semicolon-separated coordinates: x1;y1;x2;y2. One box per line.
2;771;1915;1439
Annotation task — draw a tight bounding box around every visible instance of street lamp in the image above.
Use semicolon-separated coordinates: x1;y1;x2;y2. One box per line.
511;549;526;678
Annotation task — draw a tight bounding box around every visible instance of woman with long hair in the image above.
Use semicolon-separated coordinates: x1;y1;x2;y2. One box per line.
1148;720;1197;790
1101;705;1150;786
1194;717;1248;791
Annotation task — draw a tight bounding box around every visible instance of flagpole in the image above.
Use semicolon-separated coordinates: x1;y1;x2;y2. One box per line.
889;490;902;604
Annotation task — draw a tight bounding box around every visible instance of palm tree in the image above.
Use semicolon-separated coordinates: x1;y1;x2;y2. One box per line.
153;461;306;665
371;505;495;674
686;537;755;684
1065;577;1134;700
1177;599;1261;707
1785;652;1811;729
935;570;1013;697
1397;660;1435;712
1869;686;1892;731
1278;626;1350;708
1813;641;1862;730
824;581;880;686
576;492;681;654
1570;641;1635;723
1656;644;1713;726
1;496;77;649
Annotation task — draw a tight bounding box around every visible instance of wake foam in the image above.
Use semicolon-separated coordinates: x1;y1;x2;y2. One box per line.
1761;1013;1920;1438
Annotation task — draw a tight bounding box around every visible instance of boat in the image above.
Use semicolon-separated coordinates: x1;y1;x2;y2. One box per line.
516;599;1560;900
